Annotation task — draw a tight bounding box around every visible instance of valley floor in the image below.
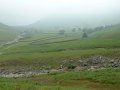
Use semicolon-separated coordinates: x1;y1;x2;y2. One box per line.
0;25;120;90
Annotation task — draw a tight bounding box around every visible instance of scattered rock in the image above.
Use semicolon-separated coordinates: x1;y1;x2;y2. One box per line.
0;55;120;78
59;55;120;71
0;69;49;78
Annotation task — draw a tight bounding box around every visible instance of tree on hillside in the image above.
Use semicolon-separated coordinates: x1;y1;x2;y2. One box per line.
72;28;76;32
58;30;65;35
82;32;88;38
78;28;82;31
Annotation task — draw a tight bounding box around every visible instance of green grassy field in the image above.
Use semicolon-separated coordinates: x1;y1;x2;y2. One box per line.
0;24;120;90
50;68;120;84
0;68;120;90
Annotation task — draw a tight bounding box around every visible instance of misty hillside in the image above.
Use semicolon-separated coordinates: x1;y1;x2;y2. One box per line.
1;24;120;54
90;24;120;39
0;23;18;42
29;17;112;31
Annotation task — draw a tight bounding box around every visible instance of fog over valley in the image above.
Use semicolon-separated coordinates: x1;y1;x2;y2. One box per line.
0;1;120;90
0;0;120;28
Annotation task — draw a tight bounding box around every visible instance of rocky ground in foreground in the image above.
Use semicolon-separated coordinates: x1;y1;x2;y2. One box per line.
0;55;120;78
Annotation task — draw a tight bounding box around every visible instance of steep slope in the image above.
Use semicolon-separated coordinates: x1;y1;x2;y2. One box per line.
0;23;18;42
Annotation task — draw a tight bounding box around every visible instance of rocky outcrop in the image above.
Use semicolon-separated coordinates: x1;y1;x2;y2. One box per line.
59;56;120;71
0;55;120;78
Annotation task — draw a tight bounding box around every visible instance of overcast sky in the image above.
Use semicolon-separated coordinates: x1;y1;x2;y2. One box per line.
0;0;120;26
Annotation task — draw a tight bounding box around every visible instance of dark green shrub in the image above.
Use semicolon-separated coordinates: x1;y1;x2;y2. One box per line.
67;64;76;69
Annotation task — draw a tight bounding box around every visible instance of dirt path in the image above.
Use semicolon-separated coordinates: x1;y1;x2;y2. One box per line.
0;33;25;48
